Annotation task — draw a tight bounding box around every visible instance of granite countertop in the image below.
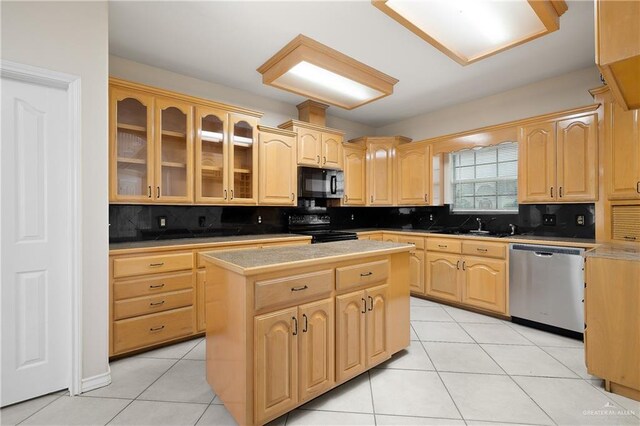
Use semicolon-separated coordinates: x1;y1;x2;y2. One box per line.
345;228;597;247
584;243;640;261
202;240;412;275
109;233;309;251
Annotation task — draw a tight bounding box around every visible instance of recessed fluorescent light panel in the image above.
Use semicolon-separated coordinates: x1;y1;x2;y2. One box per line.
373;0;568;65
257;35;398;110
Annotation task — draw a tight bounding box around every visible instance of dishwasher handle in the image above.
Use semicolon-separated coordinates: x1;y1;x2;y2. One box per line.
533;251;554;257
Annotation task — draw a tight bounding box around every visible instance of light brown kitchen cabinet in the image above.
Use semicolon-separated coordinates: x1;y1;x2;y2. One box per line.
279;120;344;170
228;114;259;204
585;256;640;402
518;114;598;203
196;269;206;332
605;100;640;200
367;139;395;205
425;252;461;303
461;257;506;314
255;307;299;424
397;236;426;295
396;144;431;205
342;144;367;206
257;126;297;206
336;285;389;382
595;0;640;111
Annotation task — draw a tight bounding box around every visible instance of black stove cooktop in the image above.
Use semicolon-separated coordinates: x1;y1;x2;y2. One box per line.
288;214;357;243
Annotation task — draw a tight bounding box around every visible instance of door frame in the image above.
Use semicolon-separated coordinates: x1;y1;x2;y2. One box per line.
1;60;83;396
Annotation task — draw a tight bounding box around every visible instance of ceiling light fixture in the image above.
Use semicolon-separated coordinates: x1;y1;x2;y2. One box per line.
372;0;568;66
257;34;398;110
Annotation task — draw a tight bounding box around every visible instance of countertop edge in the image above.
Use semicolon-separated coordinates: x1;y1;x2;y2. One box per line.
201;245;413;276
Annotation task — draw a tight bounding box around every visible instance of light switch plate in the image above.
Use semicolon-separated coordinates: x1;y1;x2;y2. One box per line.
158;216;167;228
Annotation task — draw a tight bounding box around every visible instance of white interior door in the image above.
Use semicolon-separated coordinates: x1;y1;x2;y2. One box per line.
1;75;72;406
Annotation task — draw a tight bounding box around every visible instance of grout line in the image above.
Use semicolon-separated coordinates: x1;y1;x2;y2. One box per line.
14;391;67;425
367;370;377;426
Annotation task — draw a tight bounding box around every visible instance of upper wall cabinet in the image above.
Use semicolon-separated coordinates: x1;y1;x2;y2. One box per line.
279;120;344;170
518;113;598;203
396;144;432;205
109;78;262;205
342;144;367;206
257;126;297;206
595;0;640;111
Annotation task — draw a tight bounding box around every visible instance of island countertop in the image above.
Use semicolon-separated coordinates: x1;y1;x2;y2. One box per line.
200;239;413;275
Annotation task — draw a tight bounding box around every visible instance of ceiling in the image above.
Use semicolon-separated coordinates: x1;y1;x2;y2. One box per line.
109;1;595;128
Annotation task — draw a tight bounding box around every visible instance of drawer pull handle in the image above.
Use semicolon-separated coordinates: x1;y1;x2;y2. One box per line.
150;301;165;307
438;244;447;248
360;272;373;277
149;262;164;267
149;283;165;289
361;298;367;314
149;325;165;332
292;316;298;336
291;285;308;292
623;236;637;240
476;248;488;252
368;295;373;311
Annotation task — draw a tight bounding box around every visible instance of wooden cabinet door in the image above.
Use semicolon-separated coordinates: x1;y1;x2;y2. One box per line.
408;249;425;295
228;114;258;204
298;298;334;402
297;128;322;167
425;252;461;302
607;102;640;200
556;114;598;202
110;87;155;203
336;291;366;382
343;146;366;205
518;122;557;203
195;106;228;203
322;133;344;169
367;142;394;205
586;257;640;391
383;234;399;243
255;307;298;424
155;97;193;203
396;145;430;205
461;257;506;314
365;285;389;367
258;129;297;205
196;269;206;332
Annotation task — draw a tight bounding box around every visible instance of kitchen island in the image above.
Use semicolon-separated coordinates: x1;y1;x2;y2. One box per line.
200;240;412;425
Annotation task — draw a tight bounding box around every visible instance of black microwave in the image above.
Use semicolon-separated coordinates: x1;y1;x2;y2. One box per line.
298;167;344;199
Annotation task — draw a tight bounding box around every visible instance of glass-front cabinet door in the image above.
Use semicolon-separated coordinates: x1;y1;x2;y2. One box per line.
195;107;228;203
155;98;193;203
110;88;154;202
228;114;258;204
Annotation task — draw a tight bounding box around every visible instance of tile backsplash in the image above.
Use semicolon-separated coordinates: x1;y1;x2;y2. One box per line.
109;203;595;242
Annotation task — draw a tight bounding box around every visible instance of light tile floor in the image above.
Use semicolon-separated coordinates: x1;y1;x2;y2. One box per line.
3;297;639;426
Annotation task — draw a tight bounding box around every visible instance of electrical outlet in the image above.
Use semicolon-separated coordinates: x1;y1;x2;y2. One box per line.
158;216;167;228
429;214;434;221
257;215;262;224
198;216;206;227
576;214;585;226
542;214;556;226
350;214;355;221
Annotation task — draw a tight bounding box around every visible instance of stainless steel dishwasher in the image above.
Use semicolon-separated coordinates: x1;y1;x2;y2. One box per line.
509;244;585;337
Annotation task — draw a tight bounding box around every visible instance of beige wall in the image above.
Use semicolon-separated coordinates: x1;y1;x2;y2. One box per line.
109;55;376;140
375;66;602;140
1;2;109;383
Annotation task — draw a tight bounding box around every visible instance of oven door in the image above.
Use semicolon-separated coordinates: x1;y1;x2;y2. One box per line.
298;167;344;199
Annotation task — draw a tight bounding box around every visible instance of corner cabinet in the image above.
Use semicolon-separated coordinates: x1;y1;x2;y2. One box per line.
110;78;263;205
279;120;344;170
518;113;598;204
257;126;297;206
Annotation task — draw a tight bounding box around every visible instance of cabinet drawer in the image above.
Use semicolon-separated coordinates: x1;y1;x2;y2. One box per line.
112;306;194;354
462;241;506;259
255;269;334;311
113;289;194;320
336;260;389;291
113;271;194;300
113;253;193;278
397;236;425;250
426;238;462;254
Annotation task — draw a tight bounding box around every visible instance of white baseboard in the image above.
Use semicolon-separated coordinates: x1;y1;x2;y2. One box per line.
80;367;112;394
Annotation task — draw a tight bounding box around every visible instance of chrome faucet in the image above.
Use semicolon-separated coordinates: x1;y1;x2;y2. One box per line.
476;217;484;232
508;223;517;236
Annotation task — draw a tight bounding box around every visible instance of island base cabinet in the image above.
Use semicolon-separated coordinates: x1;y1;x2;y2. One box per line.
461;257;506;314
255;298;335;425
336;285;389;382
